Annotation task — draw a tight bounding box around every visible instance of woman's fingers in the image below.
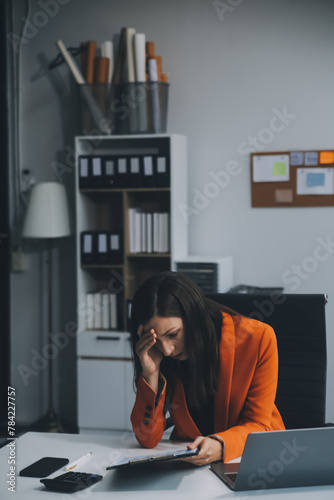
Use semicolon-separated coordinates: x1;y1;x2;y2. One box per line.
187;436;204;450
136;335;156;356
137;328;156;346
137;325;155;339
180;437;223;466
136;328;157;356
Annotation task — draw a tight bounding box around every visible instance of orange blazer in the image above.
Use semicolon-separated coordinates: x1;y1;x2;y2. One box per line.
130;312;285;462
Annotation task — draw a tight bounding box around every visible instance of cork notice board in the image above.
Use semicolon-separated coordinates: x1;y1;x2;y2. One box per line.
251;151;334;208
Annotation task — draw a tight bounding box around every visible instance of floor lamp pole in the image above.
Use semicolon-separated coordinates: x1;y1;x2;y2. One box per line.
36;239;63;432
46;238;63;432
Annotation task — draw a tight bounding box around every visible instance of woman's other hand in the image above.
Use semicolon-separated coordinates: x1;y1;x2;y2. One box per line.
180;436;224;466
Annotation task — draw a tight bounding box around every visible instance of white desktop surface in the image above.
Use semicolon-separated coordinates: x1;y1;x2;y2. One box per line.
1;431;334;499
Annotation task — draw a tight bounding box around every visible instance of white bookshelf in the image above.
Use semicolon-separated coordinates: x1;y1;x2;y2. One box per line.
75;134;188;432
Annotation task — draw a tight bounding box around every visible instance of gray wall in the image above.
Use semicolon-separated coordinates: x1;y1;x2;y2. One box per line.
10;0;334;427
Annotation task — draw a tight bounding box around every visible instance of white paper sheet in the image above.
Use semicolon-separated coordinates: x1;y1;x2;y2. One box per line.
297;168;334;195
253;154;290;182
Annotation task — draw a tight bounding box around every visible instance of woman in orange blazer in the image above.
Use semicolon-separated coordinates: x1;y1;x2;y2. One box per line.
130;272;285;465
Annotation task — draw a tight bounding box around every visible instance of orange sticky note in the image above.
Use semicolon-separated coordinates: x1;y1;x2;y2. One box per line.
319;151;334;164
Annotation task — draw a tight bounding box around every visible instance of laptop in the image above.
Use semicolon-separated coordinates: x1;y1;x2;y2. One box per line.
210;427;334;491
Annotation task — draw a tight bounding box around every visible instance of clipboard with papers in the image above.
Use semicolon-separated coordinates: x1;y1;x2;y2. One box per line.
106;447;199;470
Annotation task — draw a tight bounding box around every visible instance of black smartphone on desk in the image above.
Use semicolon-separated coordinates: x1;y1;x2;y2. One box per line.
20;457;69;478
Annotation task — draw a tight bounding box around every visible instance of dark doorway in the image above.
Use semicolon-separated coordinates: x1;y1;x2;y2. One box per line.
0;0;11;438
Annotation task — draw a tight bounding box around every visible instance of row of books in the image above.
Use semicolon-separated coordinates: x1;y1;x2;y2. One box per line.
80;27;168;85
128;209;170;254
86;292;118;330
79;154;170;190
81;232;122;265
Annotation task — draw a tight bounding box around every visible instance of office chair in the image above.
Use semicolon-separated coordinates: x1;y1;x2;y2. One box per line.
207;293;330;430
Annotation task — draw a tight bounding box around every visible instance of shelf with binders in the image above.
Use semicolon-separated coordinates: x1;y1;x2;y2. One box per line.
78;136;171;191
80;236;124;267
79;191;124;268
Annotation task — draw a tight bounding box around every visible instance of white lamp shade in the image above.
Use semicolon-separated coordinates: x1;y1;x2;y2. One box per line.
23;182;71;238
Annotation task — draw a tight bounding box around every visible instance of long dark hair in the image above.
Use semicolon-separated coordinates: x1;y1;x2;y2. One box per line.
130;271;236;408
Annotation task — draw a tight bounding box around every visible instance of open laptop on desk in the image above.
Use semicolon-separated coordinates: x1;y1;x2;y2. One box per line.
210;427;334;491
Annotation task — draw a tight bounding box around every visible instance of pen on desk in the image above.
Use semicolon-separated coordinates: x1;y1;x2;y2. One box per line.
63;452;93;471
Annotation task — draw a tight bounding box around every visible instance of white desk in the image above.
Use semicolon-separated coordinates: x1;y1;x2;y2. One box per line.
1;431;334;499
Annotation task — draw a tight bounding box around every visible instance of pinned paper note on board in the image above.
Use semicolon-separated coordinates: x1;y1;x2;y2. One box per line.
304;152;319;166
297;168;334;195
319;151;334;164
290;152;304;166
253;155;290;182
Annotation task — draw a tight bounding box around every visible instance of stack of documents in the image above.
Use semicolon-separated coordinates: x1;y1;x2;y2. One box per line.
128;208;169;254
86;292;118;330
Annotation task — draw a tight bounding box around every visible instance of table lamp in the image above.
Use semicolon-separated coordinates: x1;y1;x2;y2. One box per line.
23;182;71;432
